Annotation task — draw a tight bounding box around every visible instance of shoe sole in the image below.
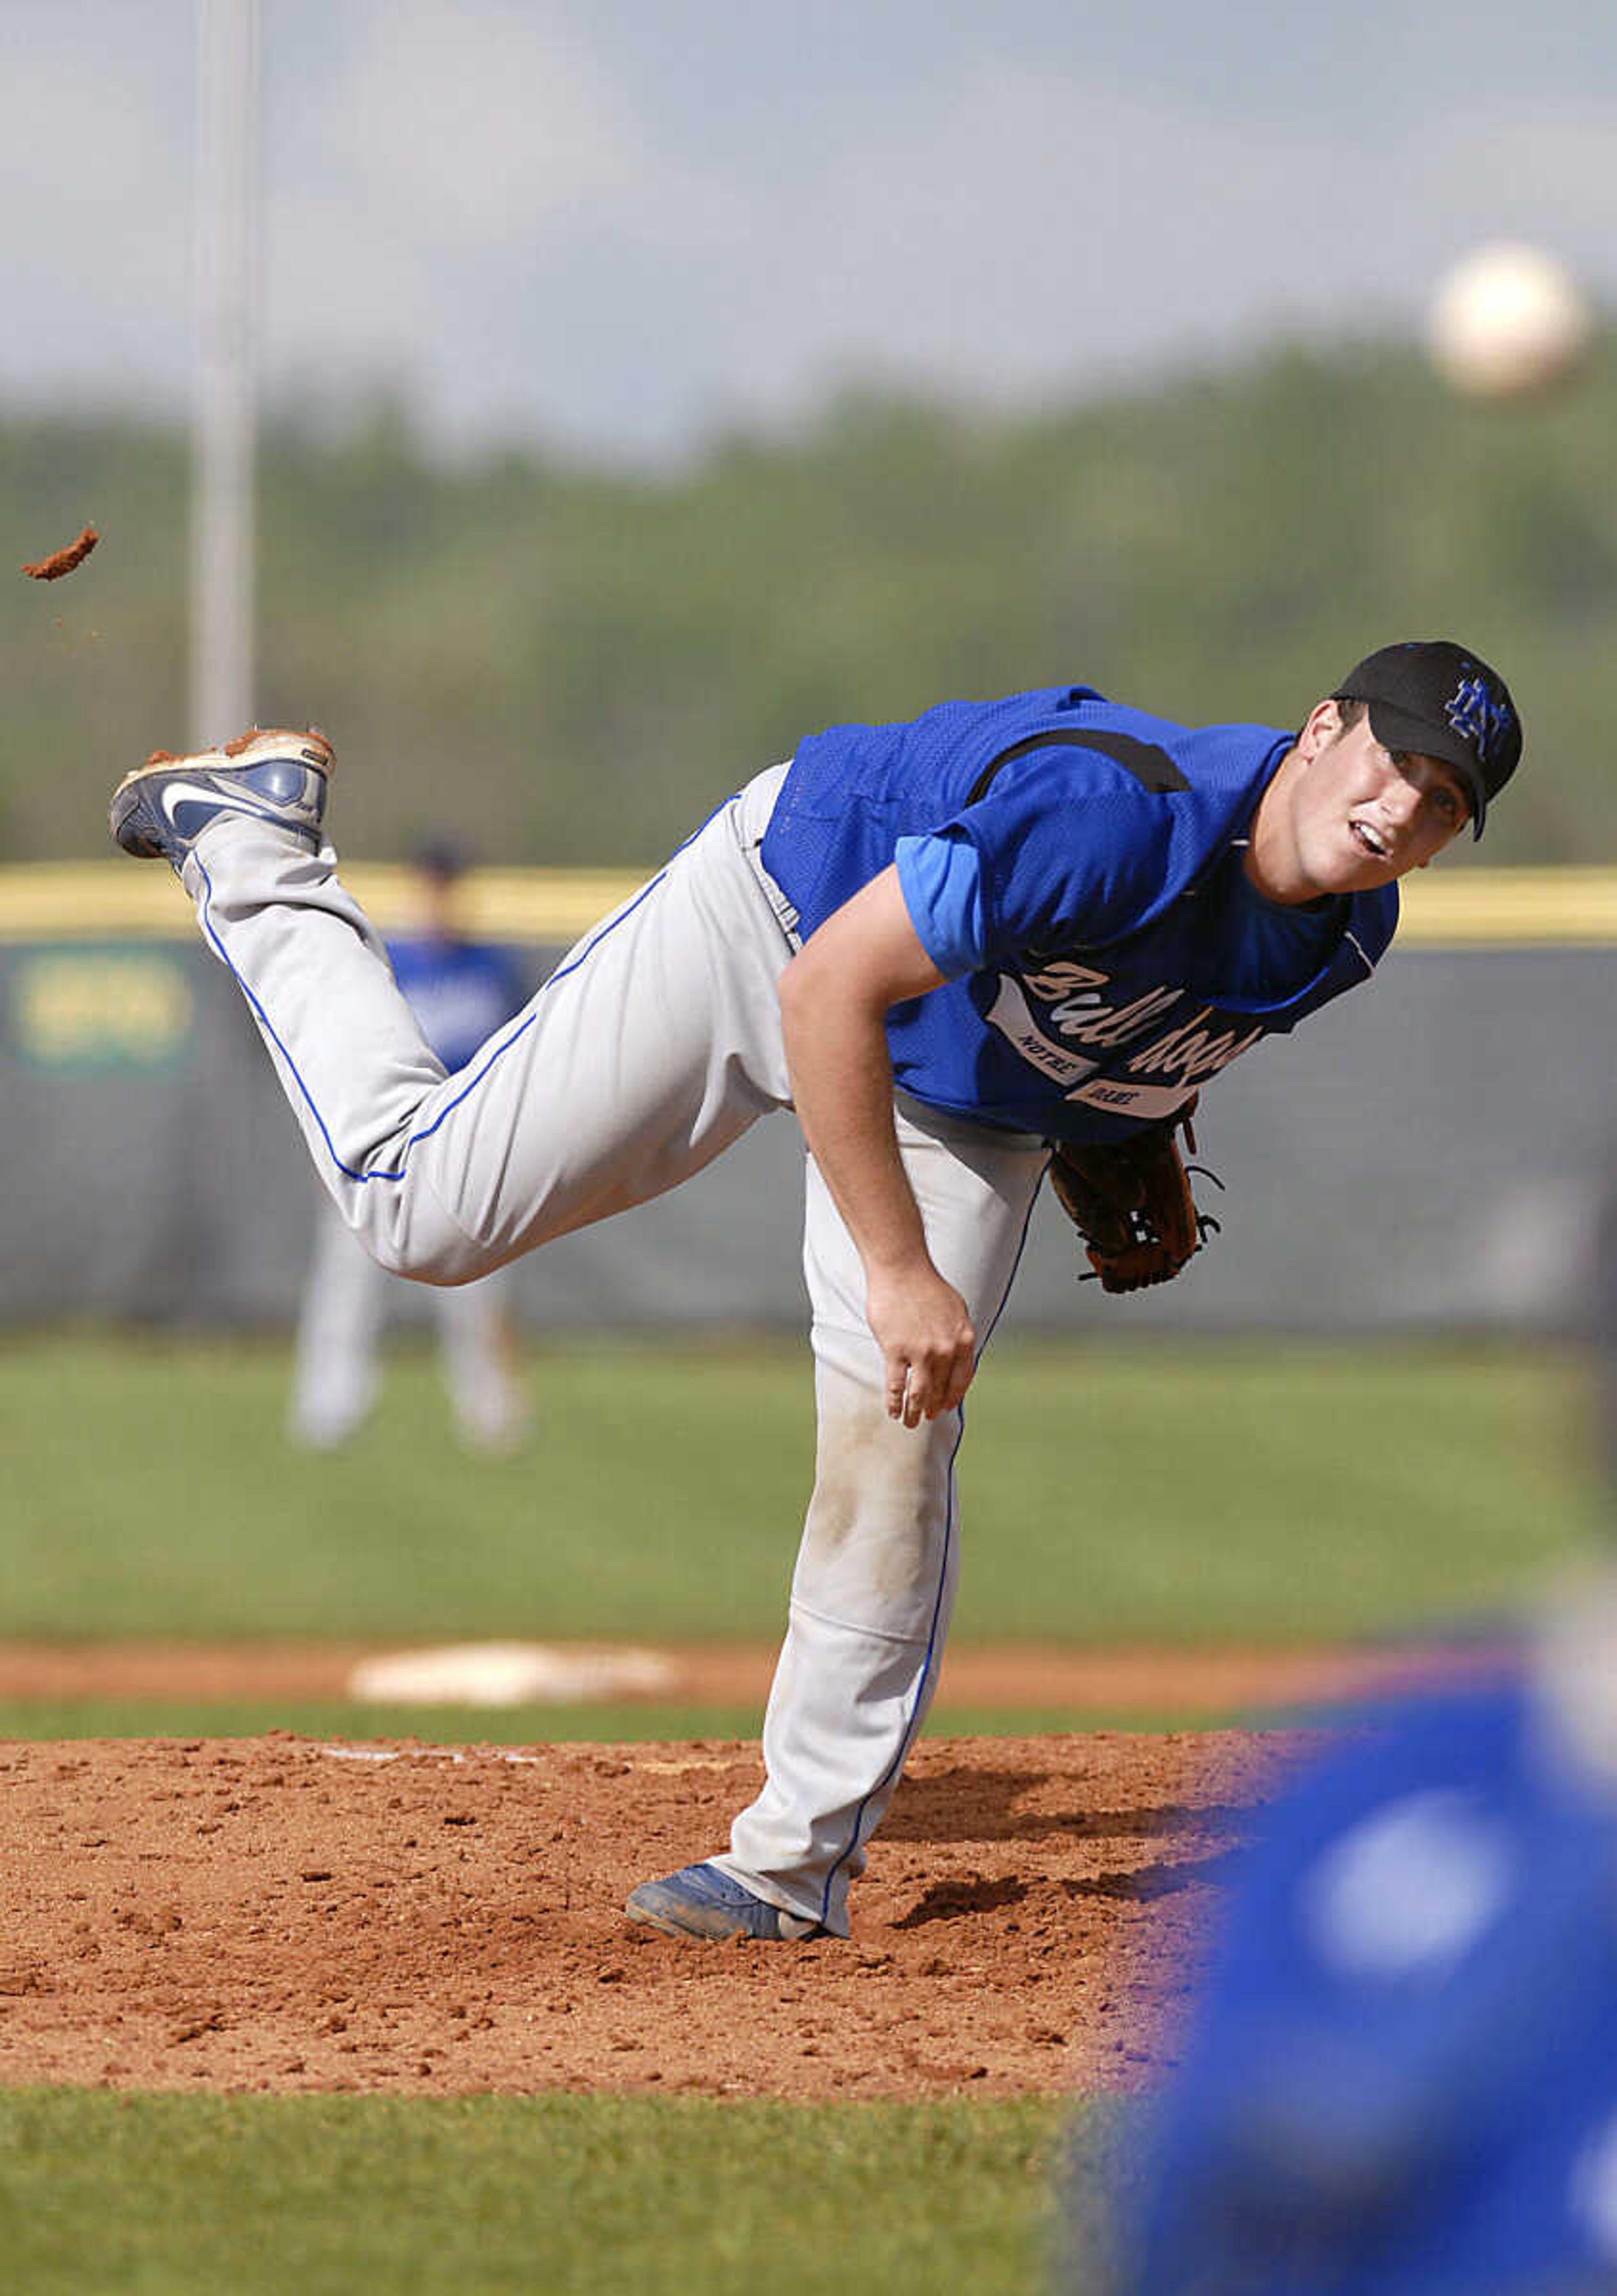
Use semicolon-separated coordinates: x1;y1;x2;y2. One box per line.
109;726;335;807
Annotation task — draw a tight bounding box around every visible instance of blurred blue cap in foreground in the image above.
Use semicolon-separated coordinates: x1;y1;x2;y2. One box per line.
1118;1590;1617;2295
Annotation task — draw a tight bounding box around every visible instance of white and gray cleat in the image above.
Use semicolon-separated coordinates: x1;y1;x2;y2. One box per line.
109;726;334;867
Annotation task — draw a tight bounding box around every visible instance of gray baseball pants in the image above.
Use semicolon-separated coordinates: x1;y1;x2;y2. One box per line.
183;765;1048;1937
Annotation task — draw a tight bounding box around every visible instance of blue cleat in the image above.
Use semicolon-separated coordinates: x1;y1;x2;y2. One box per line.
625;1861;823;1941
109;726;334;867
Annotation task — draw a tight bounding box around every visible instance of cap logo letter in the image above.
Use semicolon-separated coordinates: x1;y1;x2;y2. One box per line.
1446;671;1513;767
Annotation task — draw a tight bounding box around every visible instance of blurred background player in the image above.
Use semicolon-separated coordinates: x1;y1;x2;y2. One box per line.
288;840;533;1454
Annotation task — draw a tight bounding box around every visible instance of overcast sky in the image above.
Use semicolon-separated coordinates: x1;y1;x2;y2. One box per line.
3;0;1613;464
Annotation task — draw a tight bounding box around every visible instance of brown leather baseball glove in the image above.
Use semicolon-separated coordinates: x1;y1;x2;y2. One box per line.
1048;1100;1221;1294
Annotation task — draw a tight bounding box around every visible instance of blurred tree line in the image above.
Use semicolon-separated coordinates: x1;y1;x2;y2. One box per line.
4;336;1614;866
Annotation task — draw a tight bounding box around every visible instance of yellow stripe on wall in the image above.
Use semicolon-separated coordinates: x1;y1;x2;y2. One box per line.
4;861;1617;949
1396;869;1617;946
0;863;648;947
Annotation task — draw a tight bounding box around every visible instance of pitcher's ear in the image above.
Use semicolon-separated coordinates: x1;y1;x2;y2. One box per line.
1296;697;1342;758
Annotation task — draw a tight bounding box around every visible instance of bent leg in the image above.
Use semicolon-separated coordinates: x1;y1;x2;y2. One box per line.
181;774;793;1284
716;1103;1048;1938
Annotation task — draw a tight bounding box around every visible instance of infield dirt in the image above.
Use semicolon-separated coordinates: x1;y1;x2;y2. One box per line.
0;1729;1306;2102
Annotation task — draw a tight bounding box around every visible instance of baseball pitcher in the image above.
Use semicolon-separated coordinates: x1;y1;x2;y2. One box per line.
107;640;1522;1942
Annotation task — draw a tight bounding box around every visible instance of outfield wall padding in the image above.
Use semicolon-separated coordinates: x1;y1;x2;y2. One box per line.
3;939;1614;1336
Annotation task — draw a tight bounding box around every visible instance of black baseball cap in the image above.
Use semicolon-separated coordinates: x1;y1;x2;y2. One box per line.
1331;640;1522;838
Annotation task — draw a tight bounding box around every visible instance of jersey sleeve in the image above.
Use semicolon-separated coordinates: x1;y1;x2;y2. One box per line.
942;746;1182;961
894;829;986;978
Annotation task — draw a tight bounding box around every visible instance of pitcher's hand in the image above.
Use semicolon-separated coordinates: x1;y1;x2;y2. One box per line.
866;1263;977;1428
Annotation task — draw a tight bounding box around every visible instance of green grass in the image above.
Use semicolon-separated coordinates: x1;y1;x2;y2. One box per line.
0;1329;1602;1647
0;2091;1073;2296
2;1329;1570;2286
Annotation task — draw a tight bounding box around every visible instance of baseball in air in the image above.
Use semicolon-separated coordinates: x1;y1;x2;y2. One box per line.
1427;243;1594;400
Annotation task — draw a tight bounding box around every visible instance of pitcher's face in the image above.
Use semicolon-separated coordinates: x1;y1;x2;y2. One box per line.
1261;702;1470;900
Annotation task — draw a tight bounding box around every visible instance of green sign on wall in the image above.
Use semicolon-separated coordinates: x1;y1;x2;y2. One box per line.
9;948;196;1073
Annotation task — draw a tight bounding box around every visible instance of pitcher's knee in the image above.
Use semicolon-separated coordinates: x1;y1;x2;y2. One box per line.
346;1189;497;1286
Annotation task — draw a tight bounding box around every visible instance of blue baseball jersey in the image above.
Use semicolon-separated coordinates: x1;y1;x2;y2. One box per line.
387;934;528;1075
760;685;1398;1143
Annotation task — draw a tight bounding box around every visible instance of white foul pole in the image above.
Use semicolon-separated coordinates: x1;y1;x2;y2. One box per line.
190;0;260;747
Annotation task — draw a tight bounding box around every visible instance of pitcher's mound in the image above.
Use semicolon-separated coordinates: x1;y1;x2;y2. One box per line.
0;1728;1307;2100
